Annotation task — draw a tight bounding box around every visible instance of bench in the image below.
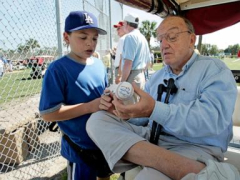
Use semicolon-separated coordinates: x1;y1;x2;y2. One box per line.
224;86;240;171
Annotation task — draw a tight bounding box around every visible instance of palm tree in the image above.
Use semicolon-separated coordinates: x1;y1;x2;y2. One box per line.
139;20;157;48
17;39;40;54
25;38;40;52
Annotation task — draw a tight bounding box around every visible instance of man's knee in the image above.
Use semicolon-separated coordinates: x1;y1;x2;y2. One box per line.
181;159;240;180
86;111;115;136
86;111;104;137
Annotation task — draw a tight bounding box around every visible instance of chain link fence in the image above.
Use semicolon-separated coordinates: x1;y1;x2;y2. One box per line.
0;0;123;179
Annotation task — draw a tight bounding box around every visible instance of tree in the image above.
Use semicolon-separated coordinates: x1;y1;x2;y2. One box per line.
26;38;40;50
201;44;219;56
224;44;240;56
209;45;218;56
224;45;232;55
201;44;209;55
17;38;40;53
231;44;240;55
139;20;157;48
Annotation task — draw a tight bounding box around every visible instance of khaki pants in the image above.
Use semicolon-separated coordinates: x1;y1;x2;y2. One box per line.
87;111;225;180
126;70;145;90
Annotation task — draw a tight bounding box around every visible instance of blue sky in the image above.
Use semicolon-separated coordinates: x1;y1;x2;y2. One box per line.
1;1;239;51
123;5;240;49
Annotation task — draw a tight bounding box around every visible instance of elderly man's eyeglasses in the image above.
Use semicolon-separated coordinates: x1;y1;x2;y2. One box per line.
157;30;191;44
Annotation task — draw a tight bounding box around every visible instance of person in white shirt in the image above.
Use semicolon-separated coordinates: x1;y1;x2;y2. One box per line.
0;56;6;77
113;21;126;84
121;13;150;90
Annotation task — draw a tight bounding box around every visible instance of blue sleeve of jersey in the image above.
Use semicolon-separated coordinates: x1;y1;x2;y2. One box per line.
39;66;65;114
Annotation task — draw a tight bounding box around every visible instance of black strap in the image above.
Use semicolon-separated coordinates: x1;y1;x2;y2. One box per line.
150;84;165;144
150;79;178;145
63;134;113;178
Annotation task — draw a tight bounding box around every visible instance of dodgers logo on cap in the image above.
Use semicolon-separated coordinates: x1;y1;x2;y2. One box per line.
84;13;94;24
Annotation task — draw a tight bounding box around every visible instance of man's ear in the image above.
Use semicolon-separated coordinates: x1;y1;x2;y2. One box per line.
190;33;196;48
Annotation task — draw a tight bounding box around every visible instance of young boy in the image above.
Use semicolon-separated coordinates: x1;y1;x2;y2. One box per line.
39;11;109;180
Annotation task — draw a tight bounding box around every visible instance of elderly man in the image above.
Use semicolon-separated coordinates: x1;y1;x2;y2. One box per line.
87;16;239;180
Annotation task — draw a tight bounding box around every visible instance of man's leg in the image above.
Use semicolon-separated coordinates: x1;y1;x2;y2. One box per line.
87;111;149;172
135;167;171;180
133;143;217;180
123;141;205;180
87;111;205;180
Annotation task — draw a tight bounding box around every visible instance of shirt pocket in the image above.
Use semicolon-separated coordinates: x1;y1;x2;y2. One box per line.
173;88;197;104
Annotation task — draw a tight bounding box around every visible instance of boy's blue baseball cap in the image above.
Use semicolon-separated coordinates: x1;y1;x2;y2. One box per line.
65;11;107;35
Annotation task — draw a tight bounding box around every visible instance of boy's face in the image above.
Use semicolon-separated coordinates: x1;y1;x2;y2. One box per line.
64;29;99;62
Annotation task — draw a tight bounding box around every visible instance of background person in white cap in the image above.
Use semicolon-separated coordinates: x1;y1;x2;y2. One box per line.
39;10;111;180
120;13;151;90
113;21;127;84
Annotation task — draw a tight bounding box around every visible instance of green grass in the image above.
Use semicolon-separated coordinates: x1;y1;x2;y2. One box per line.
152;58;240;86
153;62;164;71
221;57;240;70
0;68;42;105
0;57;239;106
110;174;120;180
153;57;240;71
60;169;119;180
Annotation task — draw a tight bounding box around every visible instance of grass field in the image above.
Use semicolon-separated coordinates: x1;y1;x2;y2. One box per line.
0;57;239;106
0;68;42;105
153;57;240;71
221;58;240;70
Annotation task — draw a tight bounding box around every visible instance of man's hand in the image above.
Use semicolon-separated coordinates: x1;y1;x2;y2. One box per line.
99;89;115;114
112;83;155;119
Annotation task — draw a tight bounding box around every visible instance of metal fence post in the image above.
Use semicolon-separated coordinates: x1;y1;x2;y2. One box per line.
109;0;114;84
55;0;64;58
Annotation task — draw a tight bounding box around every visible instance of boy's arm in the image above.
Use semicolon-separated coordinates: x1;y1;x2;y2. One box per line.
42;98;101;122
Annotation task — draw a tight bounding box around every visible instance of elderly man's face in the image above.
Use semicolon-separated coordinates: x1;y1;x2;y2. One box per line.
157;17;196;73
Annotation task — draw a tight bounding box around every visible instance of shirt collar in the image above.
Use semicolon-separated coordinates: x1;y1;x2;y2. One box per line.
165;51;198;75
182;52;197;72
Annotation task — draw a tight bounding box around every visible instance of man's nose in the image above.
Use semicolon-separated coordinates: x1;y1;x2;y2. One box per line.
160;38;170;49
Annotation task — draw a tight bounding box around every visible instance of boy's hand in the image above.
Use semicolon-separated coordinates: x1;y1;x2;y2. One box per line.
99;89;115;114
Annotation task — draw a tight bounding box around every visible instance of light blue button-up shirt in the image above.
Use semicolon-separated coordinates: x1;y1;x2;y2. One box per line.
122;29;150;70
146;52;237;152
